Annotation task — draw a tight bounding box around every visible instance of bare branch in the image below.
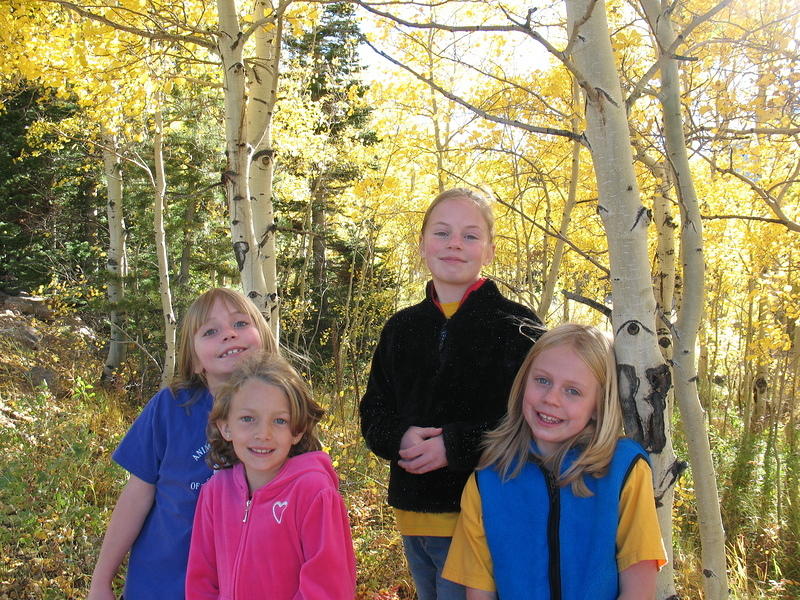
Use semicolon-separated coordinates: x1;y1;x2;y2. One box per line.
493;196;610;275
352;0;579;73
42;0;216;50
695;126;800;137
627;0;734;109
701;214;785;225
363;38;585;144
562;290;612;318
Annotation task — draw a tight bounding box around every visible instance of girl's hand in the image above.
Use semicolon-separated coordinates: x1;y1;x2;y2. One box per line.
398;426;447;473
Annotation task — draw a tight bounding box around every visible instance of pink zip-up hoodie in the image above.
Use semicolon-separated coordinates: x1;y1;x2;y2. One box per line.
186;451;356;600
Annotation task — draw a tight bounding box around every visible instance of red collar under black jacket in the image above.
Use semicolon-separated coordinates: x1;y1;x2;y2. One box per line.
186;451;356;600
360;279;543;513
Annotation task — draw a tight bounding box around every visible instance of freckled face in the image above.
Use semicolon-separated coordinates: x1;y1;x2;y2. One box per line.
419;197;495;302
192;299;263;393
217;379;302;492
521;344;600;457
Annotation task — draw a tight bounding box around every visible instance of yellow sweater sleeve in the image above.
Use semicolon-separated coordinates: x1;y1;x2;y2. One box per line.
441;474;496;592
617;459;668;571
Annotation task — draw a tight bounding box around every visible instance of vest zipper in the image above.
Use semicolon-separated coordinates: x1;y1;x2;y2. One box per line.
545;469;562;600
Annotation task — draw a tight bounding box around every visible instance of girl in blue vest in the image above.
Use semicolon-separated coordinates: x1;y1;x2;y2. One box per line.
88;288;277;600
443;324;666;599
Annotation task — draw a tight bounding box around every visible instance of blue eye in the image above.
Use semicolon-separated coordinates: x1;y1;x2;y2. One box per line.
234;320;249;328
566;387;581;396
275;417;288;425
240;416;254;423
465;233;479;241
433;230;448;238
534;376;550;385
202;328;217;337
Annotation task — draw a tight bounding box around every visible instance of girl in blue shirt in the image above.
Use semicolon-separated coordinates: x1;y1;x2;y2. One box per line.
88;288;277;600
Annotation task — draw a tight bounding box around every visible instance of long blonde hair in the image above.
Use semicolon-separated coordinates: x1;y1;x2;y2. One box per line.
170;288;277;396
479;323;623;497
207;352;324;469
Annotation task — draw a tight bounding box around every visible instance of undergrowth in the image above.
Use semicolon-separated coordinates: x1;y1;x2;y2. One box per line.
0;314;413;599
1;312;796;599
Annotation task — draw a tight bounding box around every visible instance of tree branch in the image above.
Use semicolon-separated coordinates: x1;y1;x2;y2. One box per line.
493;196;609;275
42;0;215;50
627;0;734;109
362;38;585;144
561;290;612;318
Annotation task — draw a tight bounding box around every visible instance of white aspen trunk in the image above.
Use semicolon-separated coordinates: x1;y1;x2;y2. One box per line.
564;2;679;597
635;148;680;597
217;0;268;307
153;106;177;386
642;1;729;596
102;138;128;381
539;77;581;319
248;1;284;337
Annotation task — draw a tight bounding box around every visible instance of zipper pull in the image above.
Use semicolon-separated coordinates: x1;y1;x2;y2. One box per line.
242;499;252;523
438;324;448;352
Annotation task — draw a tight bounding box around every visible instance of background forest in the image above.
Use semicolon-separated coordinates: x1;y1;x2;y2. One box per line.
0;0;798;598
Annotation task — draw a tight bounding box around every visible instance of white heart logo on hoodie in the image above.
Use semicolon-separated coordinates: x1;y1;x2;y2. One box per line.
272;501;288;524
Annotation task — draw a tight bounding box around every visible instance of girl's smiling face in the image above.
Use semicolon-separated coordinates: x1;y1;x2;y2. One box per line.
419;196;495;303
217;378;302;492
521;344;600;457
192;298;263;394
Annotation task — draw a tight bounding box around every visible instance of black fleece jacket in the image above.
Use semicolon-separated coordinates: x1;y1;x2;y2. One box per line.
360;279;542;513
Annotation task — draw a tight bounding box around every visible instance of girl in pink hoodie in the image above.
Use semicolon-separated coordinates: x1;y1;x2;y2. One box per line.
186;352;356;599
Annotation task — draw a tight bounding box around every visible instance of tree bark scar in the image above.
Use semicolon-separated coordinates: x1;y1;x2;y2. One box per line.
703;569;716;578
233;241;249;271
644;363;671;452
247;290;261;300
252;148;276;162
617;363;644;445
654;459;687;506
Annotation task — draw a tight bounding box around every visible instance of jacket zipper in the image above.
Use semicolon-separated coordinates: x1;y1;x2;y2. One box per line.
545;469;562;600
437;322;448;352
233;497;253;598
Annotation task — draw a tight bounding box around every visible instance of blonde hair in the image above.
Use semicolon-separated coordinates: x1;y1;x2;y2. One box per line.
207;352;324;469
479;323;623;497
420;187;495;241
170;288;277;396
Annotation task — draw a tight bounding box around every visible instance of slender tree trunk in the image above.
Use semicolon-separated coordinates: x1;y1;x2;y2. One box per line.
102;137;128;382
642;1;728;595
177;193;196;290
292;191;315;351
564;2;678;596
539;77;581;318
249;4;283;338
153;106;177;385
217;0;268;310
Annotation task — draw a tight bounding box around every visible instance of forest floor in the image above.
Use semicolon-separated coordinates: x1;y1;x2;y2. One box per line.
0;306;794;599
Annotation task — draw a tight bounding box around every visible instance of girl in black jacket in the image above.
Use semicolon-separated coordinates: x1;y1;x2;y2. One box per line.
360;187;542;600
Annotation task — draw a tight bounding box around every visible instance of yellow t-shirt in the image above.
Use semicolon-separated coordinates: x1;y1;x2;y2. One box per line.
395;300;462;537
442;459;667;591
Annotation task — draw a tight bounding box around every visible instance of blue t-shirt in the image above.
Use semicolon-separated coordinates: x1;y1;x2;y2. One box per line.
112;386;213;600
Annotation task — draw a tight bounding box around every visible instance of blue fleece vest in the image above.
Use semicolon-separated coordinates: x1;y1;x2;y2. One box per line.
477;438;647;600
